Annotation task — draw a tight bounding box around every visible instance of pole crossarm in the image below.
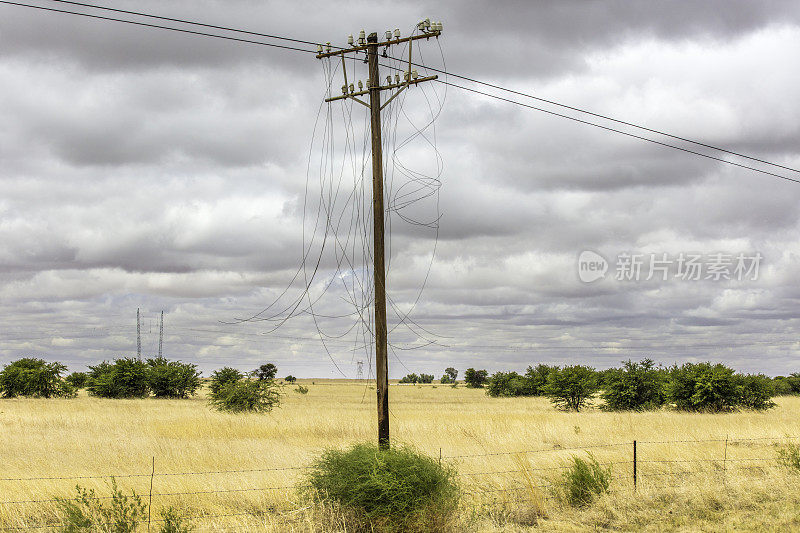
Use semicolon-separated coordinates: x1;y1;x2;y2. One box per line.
324;75;438;103
315;30;440;59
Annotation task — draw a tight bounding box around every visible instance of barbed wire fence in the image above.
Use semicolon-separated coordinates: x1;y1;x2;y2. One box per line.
1;435;798;530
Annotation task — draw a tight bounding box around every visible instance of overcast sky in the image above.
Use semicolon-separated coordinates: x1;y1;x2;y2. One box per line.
2;0;800;378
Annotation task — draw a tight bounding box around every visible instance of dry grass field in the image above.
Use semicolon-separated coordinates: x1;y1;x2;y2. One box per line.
2;381;800;531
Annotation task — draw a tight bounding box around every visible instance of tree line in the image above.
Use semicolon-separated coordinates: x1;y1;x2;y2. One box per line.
467;359;794;412
0;357;289;413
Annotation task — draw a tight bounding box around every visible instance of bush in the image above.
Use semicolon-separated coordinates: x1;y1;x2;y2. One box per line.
418;374;434;384
208;375;281;413
543;365;599;411
254;363;277;381
778;442;800;472
285;375;297;383
146;357;201;399
667;362;740;412
66;371;89;390
463;368;488;388
440;367;458;384
57;478;146;533
601;359;666;411
87;358;149;398
295;385;309;394
524;364;557;395
208;367;243;396
486;371;535;397
561;453;611;506
400;373;419;384
0;358;75;398
158;506;194;533
306;443;459;532
736;373;776;410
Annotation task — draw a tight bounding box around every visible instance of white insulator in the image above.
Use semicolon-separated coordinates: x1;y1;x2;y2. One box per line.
394;28;400;38
417;21;425;31
347;34;354;46
412;69;419;80
435;22;442;32
358;80;363;90
404;71;410;81
342;85;347;95
358;29;366;45
395;74;400;83
326;42;331;53
386;75;392;84
317;44;323;53
349;83;354;93
385;30;392;41
424;18;431;30
366;78;370;88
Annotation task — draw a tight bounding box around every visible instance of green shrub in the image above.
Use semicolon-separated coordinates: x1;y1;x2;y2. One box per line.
208;367;243;396
0;358;75;398
667;362;740;412
399;373;419;384
208;376;281;413
254;363;277;381
295;385;309;394
285;375;297;383
601;359;666;411
440;367;458;384
418;374;434;384
486;371;535;397
778;442;800;472
463;368;488;388
736;373;776;410
146;357;201;399
561;453;611;506
158;506;194;533
66;372;89;390
543;365;599;411
306;443;459;532
87;358;149;398
524;364;557;395
57;478;146;533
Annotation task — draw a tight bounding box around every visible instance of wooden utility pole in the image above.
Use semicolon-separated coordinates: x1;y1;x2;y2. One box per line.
316;21;442;450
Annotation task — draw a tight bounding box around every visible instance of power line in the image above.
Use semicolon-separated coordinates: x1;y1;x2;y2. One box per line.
0;1;318;54
389;59;800;177
4;1;797;184
435;79;800;185
44;0;328;49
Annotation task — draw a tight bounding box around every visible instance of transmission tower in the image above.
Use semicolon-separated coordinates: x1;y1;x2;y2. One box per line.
158;310;164;358
136;308;141;359
356;360;364;381
316;20;442;450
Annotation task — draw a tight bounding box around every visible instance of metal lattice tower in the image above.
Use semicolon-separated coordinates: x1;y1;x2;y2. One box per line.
158;310;164;358
136;308;141;358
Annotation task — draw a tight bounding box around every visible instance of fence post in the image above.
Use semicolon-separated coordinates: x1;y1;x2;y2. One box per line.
439;448;442;466
633;440;637;491
723;435;728;484
148;456;155;533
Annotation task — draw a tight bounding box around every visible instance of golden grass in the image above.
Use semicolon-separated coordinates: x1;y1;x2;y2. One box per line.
1;382;799;531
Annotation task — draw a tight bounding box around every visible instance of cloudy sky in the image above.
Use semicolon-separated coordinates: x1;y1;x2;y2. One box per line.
2;0;800;378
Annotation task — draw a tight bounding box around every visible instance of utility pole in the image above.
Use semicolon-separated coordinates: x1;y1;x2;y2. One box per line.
158;310;164;358
136;307;141;359
316;20;442;450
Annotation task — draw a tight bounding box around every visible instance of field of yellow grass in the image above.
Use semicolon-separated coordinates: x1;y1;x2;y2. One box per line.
2;381;800;531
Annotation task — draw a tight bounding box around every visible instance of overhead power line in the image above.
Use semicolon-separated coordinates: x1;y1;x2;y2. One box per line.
391;60;800;177
0;0;318;54
44;0;328;49
436;79;800;185
2;0;797;185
